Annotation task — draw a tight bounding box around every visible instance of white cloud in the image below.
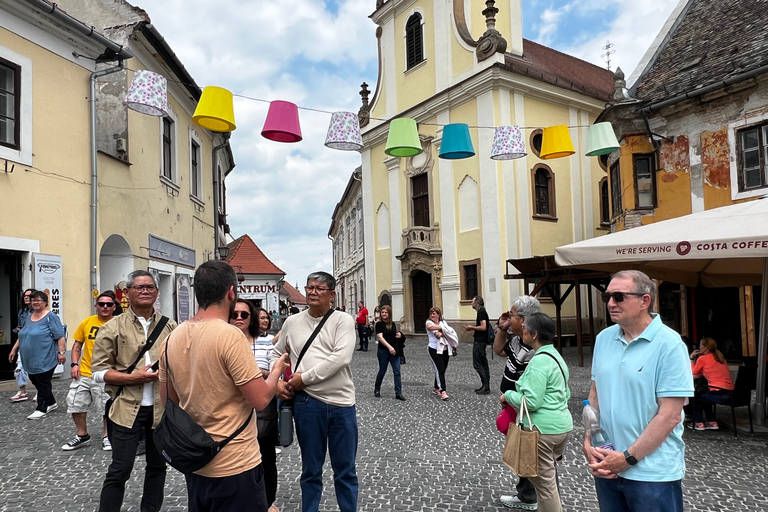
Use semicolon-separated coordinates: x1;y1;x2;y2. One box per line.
537;8;563;45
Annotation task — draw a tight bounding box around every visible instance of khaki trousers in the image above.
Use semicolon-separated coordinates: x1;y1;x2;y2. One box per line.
529;429;571;512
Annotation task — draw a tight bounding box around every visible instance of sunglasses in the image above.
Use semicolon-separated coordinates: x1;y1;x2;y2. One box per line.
602;291;646;304
231;311;250;320
97;302;115;308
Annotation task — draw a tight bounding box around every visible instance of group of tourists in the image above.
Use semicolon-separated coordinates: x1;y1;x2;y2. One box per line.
6;266;722;512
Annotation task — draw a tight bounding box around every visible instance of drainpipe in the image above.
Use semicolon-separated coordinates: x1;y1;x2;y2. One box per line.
212;134;231;260
90;60;125;297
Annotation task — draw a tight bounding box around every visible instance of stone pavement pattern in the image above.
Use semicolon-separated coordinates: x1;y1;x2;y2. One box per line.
1;340;766;511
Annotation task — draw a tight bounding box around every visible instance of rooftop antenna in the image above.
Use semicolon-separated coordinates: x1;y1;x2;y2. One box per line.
601;41;616;70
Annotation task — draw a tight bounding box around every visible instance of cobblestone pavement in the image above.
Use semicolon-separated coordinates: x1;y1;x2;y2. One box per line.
1;340;766;511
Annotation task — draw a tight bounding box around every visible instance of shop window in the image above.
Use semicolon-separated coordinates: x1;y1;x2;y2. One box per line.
633;153;656;209
531;164;557;220
737;122;768;191
405;13;425;70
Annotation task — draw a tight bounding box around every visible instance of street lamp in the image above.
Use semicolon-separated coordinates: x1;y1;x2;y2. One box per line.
217;245;229;260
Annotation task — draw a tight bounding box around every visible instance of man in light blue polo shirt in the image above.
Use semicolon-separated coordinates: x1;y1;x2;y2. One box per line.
584;270;693;512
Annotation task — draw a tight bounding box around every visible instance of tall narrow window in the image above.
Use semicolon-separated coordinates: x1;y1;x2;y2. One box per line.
358;213;364;246
411;173;430;227
633;153;656;208
599;177;610;226
459;260;481;301
0;59;20;149
610;161;622;218
405;13;424;70
737;123;768;191
190;140;200;198
162;117;174;181
531;165;556;219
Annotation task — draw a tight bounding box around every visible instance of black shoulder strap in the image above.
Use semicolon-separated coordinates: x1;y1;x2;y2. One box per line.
538;350;567;384
163;333;253;448
294;308;334;371
113;315;169;400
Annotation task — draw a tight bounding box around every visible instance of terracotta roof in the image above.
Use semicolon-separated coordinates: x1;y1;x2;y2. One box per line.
633;0;768;103
282;282;307;305
225;235;285;275
502;40;615;102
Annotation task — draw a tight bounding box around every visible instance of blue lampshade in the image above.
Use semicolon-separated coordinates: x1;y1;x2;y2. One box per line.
439;123;475;159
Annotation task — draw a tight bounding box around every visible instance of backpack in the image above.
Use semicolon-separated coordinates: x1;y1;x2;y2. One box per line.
486;319;496;345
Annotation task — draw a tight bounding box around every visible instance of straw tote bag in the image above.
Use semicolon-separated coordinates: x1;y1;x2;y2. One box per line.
502;397;539;477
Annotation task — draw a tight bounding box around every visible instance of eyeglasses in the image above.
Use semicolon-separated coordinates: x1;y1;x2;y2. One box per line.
231;311;250;320
601;291;646;304
30;299;45;303
97;302;115;308
130;285;157;292
305;286;331;293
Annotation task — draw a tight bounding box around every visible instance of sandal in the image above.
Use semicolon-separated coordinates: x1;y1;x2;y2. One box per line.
441;391;449;401
10;391;28;402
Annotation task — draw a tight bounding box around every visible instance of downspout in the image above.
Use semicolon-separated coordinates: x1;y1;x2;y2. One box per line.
90;60;125;298
212;134;231;260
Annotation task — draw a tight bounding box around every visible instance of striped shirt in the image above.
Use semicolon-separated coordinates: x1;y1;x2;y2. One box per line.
252;333;275;371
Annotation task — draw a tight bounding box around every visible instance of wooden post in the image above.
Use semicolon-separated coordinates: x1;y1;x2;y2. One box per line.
588;283;596;352
575;279;584;367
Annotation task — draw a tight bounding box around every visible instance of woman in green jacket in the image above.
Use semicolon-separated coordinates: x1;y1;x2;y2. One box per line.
501;312;573;512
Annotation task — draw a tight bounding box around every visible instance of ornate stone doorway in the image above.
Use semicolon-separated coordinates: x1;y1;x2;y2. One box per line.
411;270;432;333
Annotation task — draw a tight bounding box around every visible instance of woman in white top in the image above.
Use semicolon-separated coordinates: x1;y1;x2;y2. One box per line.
230;301;280;512
426;307;450;400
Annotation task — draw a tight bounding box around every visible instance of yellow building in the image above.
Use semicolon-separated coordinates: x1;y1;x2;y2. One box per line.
0;0;233;378
598;0;767;357
358;0;613;334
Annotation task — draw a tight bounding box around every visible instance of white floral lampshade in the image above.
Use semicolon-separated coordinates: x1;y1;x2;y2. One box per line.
324;112;364;151
490;125;527;160
124;70;168;117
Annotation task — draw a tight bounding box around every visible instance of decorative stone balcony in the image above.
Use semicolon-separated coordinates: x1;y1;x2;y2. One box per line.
401;226;441;254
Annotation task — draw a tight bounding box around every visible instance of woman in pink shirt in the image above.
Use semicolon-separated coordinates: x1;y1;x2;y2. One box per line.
690;337;734;431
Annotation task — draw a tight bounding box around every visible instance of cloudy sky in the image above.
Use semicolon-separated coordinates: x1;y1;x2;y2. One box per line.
146;0;681;287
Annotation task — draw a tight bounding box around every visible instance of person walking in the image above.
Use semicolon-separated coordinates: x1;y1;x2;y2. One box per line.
272;271;358;512
426;307;457;401
465;295;491;395
8;289;35;403
373;305;406;401
584;270;693;512
355;301;369;351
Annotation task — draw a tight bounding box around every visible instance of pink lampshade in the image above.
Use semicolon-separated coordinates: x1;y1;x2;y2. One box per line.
124;70;168;116
261;100;302;143
324;112;363;151
490;125;527;160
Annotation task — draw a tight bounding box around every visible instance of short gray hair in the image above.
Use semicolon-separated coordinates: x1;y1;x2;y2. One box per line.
473;296;484;307
512;295;541;317
307;271;336;290
612;270;656;310
127;270;157;289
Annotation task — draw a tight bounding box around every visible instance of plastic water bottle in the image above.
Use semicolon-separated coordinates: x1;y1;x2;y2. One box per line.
582;400;615;451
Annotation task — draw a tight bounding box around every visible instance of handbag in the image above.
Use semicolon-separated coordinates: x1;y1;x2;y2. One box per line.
278;308;335;447
502;397;539;477
694;376;709;395
153;340;253;474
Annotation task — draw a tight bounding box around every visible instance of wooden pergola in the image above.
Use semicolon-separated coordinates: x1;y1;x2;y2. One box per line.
504;255;612;367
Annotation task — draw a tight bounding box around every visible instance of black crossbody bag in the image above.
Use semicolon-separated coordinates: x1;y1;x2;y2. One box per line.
153;338;253;474
278;308;335;447
104;316;169;438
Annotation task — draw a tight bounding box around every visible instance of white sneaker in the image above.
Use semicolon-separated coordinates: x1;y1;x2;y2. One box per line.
102;436;112;451
46;403;58;413
500;495;538;510
27;410;47;420
274;446;282;455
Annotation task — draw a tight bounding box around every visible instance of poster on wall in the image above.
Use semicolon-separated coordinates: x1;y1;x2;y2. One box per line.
148;268;162;314
33;253;63;321
176;274;192;322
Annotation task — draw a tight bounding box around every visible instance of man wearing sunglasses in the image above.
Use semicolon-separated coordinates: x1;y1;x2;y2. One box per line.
61;291;119;452
584;270;693;512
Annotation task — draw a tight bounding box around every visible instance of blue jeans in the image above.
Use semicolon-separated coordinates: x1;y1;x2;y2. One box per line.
374;349;402;396
694;390;732;422
594;477;683;512
294;392;358;512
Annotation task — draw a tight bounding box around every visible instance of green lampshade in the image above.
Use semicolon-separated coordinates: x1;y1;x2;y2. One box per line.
585;122;620;156
385;118;423;157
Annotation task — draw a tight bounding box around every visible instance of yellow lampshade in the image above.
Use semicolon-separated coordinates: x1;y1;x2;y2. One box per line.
540;125;574;159
193;86;236;132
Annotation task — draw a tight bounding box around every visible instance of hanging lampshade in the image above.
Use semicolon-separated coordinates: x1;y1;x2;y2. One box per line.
384;118;422;157
490;125;527;160
324;112;363;151
124;70;168;116
585;122;620;156
193;86;236;132
439;123;475;159
261;100;303;143
540;125;575;159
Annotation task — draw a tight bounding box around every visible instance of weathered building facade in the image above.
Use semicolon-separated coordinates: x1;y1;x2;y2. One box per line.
329;168;366;312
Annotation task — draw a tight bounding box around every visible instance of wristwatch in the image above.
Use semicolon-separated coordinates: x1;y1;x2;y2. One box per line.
623;450;638;466
70;363;78;368
58;351;66;355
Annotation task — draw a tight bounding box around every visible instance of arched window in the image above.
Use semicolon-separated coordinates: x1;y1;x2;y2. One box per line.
529;129;543;158
531;164;556;220
405;13;424;70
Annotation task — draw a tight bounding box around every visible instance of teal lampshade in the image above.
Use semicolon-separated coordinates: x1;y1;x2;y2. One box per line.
439;123;475;159
585;122;620;156
384;118;423;157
